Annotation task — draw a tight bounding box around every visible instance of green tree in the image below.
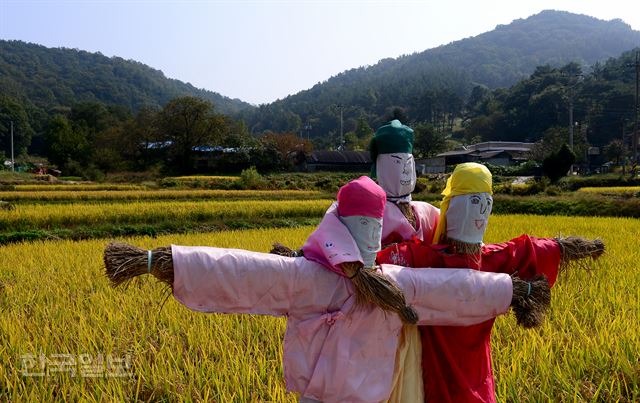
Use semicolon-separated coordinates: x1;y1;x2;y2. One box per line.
92;126;127;172
45;115;89;169
465;85;491;120
343;131;359;151
158;96;228;174
0;96;34;156
528;126;588;163
353;116;373;150
259;132;313;170
414;123;448;158
125;106;161;169
603;139;627;165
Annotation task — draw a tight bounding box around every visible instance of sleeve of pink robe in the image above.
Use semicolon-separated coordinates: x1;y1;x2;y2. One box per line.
380;264;512;325
171;245;512;325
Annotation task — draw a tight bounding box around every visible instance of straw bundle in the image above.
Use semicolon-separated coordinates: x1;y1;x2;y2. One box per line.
556;236;605;272
341;262;419;325
510;275;551;328
104;242;173;288
441;236;482;256
269;243;303;258
395;202;416;230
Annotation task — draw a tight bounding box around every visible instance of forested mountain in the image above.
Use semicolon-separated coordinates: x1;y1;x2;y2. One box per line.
462;49;639;150
242;10;640;142
0;40;253;116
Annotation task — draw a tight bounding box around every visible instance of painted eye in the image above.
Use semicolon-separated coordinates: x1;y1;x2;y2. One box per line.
360;219;368;225
470;196;480;204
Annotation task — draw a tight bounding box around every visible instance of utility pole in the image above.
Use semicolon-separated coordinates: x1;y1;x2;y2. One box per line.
634;51;639;165
564;75;582;174
10;121;15;173
305;123;312;141
569;92;574;153
335;104;344;150
627;51;640;167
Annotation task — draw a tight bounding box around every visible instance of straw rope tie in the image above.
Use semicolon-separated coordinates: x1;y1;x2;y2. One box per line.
348;266;361;279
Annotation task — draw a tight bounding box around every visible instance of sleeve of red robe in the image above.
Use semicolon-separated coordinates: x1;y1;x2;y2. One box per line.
480;234;561;287
377;235;562;287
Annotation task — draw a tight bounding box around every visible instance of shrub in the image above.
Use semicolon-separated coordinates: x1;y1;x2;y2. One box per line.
239;166;265;189
558;174;640;191
159;178;179;188
545;185;562;196
414;178;428;193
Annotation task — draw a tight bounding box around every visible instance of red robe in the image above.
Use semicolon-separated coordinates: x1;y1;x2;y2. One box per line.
377;235;561;403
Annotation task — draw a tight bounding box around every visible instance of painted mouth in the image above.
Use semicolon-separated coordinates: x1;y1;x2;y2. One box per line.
474;220;486;229
400;180;411;186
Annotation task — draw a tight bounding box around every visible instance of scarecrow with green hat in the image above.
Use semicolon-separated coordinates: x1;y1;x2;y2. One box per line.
369;119;444;402
377;162;605;402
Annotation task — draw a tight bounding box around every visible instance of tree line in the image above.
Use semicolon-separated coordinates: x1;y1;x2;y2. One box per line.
0;96;312;177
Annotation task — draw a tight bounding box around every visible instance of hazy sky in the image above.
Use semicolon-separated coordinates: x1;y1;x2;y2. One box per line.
1;0;639;105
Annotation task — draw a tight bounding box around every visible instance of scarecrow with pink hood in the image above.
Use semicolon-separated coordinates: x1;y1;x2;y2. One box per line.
104;176;546;403
289;119;442;402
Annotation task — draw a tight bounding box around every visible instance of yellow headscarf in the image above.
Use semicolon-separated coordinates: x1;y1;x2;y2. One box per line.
432;163;493;244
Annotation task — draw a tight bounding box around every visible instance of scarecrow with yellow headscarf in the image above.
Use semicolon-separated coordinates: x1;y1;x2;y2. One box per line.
377;162;605;402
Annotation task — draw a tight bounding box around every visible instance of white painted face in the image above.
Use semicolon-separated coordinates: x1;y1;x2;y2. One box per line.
340;215;383;268
446;193;493;244
376;153;416;198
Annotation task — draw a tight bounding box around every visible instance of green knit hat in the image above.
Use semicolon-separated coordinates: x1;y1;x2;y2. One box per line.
369;119;414;178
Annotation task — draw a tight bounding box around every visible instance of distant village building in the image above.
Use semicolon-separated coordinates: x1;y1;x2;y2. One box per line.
302;151;372;172
417;141;534;174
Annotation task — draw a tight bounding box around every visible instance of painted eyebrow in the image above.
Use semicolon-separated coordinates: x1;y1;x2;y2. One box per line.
390;155;403;160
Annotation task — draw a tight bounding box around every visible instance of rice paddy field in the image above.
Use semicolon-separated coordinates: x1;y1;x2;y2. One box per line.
0;189;325;203
0;184;638;402
577;186;640;197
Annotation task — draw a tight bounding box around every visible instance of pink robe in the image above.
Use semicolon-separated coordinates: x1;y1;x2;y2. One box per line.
299;200;442;401
171;208;512;402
